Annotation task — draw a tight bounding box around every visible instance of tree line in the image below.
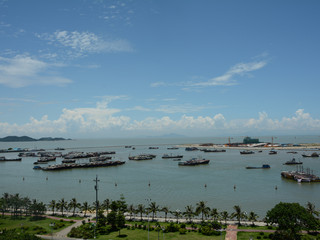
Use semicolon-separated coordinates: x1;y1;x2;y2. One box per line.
1;193;319;239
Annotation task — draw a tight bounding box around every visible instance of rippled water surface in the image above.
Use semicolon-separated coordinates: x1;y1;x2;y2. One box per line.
1;136;320;217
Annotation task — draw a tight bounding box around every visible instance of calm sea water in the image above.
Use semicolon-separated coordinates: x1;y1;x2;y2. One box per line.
1;136;320;218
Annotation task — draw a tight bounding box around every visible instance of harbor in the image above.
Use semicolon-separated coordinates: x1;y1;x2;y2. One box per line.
1;136;320;217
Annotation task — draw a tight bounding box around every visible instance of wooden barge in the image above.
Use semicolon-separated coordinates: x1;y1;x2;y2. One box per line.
41;160;125;171
281;170;320;183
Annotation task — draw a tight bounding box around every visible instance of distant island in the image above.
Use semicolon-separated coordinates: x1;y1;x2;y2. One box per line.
0;136;71;142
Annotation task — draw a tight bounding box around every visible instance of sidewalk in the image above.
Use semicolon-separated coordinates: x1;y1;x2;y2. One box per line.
225;225;238;240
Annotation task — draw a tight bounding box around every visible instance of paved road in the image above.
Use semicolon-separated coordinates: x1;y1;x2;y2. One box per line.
38;218;90;240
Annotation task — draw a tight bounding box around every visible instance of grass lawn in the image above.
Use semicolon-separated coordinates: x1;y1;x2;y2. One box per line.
237;225;276;230
237;231;271;239
97;228;225;240
238;231;320;240
0;216;74;235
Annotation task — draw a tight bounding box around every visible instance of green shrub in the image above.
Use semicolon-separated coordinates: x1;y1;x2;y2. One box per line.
165;222;179;232
180;223;186;229
179;228;187;235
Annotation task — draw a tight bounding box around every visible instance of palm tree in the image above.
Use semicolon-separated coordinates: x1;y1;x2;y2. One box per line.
184;205;194;223
161;206;170;222
127;204;135;220
306;202;319;217
220;211;229;226
171;209;182;223
102;198;111;216
196;200;210;221
57;198;67;216
232;205;246;225
21;197;31;216
210;208;219;222
137;204;145;221
148;201;159;221
69;198;80;216
81;201;90;217
48;200;56;216
248;211;258;226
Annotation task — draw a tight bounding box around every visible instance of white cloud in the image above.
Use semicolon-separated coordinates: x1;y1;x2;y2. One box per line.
193;60;267;87
0;55;72;87
150;59;267;89
39;30;133;58
0;104;319;137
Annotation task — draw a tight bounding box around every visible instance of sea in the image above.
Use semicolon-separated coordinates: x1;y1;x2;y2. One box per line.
1;135;320;218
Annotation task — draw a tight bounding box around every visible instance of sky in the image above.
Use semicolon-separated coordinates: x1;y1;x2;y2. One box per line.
0;0;320;138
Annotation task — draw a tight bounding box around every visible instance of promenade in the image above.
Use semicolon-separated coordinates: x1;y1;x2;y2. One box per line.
36;211;269;240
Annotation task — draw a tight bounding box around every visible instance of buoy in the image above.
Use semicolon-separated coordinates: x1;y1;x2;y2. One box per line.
115;182;117;187
234;185;236;190
46;177;48;181
204;184;207;188
79;179;81;183
22;177;24;181
148;181;150;187
275;185;278;190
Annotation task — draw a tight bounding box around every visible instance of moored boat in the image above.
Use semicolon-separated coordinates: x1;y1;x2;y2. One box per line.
178;158;210;166
246;164;270;169
240;150;254;154
0;157;22;162
283;158;303;165
302;152;319;158
162;154;183;159
128;154;156;160
201;149;226;153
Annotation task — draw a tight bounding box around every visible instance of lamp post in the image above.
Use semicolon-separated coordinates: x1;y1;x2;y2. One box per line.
49;222;55;240
93;175;100;239
145;198;151;240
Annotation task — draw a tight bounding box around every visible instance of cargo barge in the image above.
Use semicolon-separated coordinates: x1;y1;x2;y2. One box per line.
40;160;125;171
281;170;320;183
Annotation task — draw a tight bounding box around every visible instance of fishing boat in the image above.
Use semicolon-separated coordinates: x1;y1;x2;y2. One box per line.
0;157;22;161
167;147;179;150
246;164;270;169
185;147;199;151
302;152;319;158
178;158;210;166
283;158;303;165
162;154;183;159
62;159;76;164
240;150;254;154
201;149;226;153
269;150;277;155
281;170;320;183
128;154;156;160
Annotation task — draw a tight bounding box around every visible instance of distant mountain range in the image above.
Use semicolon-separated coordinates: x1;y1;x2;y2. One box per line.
0;136;71;142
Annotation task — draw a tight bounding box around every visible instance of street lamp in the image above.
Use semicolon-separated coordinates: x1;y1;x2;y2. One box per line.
49;222;55;240
145;198;151;240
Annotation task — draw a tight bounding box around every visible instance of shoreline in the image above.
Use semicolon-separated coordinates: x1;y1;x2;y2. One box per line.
178;143;320;151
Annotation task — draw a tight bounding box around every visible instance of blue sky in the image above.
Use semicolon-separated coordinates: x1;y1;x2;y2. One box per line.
0;0;320;138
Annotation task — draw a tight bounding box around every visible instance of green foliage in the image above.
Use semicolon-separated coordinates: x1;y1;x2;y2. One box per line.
200;225;221;236
210;220;222;230
165;222;179;232
266;202;319;239
179;228;187;234
32;226;47;234
0;229;42;240
68;223;94;239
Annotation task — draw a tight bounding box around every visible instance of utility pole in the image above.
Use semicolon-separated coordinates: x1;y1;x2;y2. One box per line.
93;175;100;239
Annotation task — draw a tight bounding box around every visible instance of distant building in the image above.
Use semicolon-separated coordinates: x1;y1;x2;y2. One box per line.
243;137;260;144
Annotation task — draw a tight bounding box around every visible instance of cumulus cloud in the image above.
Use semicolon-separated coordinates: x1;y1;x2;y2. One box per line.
0;104;319;137
38;30;133;58
0;55;72;88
